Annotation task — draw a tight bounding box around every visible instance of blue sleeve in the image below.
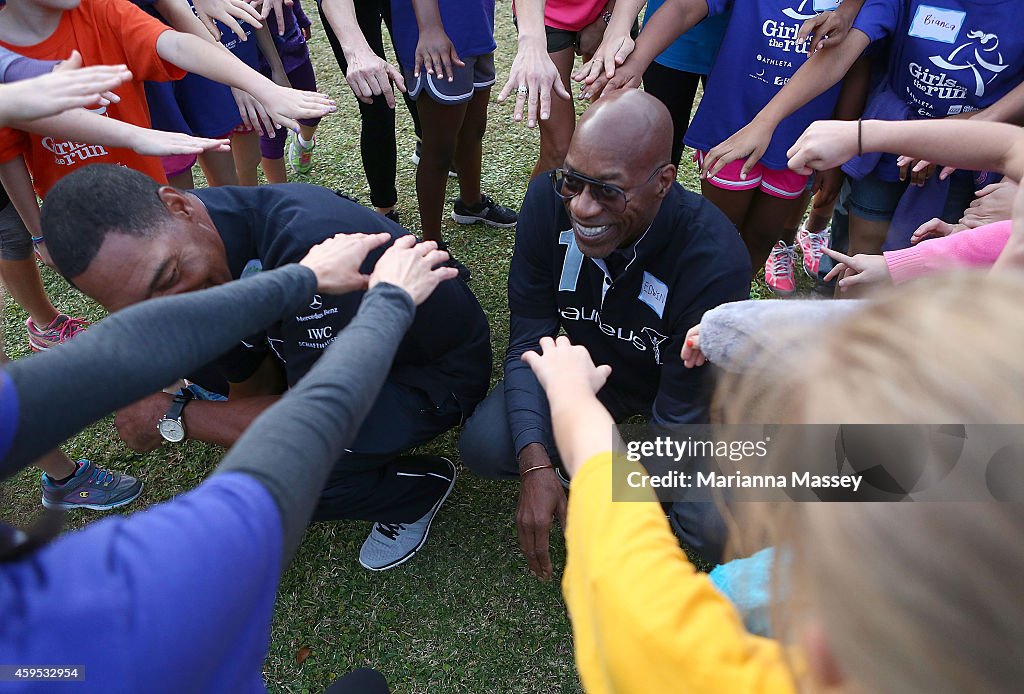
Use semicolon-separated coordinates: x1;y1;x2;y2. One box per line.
6;473;281;692
650;263;749;429
851;0;900;44
0;45;56;83
505;176;561;456
704;0;733;18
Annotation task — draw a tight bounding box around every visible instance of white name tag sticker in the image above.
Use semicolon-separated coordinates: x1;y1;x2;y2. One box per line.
908;5;966;44
813;0;839;11
638;272;668;318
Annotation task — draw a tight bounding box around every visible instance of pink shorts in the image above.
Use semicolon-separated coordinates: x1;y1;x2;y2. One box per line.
161;153;198;178
695;150;807;199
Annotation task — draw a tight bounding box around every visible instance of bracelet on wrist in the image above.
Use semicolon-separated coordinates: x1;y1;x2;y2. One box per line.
521;464;554;477
31;235;45;245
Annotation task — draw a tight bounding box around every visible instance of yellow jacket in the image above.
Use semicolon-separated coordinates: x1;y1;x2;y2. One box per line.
562;453;796;694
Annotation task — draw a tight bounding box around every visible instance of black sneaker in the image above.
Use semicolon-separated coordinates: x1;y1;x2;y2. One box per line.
411;141;457;178
451;195;518;228
384;209;401;225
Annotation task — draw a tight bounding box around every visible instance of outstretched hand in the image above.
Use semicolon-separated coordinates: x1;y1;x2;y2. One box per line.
299;232;391;294
822;247;893;293
0;53;132;126
193;0;263;41
369;235;458;305
702;120;774;180
497;42;569;128
680;324;706;368
522;336;612;397
787;120;859;174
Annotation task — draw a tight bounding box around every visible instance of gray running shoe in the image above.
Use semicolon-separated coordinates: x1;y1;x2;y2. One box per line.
41;459;143;511
359;456;456;571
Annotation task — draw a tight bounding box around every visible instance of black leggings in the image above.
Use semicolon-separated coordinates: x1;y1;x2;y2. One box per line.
317;0;422;209
642;61;704;168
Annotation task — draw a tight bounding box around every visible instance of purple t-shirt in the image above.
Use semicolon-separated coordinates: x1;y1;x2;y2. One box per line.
261;0;312;75
855;0;1024;119
390;0;497;70
0;473;282;693
684;0;887;170
0;45;56;83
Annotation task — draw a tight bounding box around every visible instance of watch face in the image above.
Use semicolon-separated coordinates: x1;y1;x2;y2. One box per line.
158;419;186;443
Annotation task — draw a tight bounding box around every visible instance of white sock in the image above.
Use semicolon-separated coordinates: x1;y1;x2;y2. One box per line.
297;132;315;149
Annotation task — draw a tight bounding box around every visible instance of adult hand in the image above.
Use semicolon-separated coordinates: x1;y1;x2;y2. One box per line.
193;0;263;41
515;444;567;581
299;232;391;293
787;120;858;174
960;180;1017;228
822;247;893;293
521;336;612;396
344;48;406;108
911;218;963;245
368;235;458;305
0;55;131;125
498;40;569;127
702;119;775;180
253;0;293;36
249;83;336;133
115;392;174;452
897;156;935;187
573;32;635;91
680;324;706;368
414;27;464;82
797;9;854;54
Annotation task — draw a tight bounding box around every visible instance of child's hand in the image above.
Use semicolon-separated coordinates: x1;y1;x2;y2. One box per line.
578;54;642;102
822;247;893;293
522;336;612;397
414;27;465;82
681;324;706;369
249;84;336;134
193;0;263;42
0;54;132;125
787;120;859;174
702;119;774;181
127;129;231;157
253;0;294;36
232;87;278;136
911;218;962;245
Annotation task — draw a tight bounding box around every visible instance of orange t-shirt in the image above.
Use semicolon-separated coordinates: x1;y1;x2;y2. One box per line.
0;0;186;197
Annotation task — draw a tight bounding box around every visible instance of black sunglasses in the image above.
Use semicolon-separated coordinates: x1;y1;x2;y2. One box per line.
550;165;669;213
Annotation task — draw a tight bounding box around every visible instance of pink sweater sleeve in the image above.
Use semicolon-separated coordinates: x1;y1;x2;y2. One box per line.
884;221;1012;283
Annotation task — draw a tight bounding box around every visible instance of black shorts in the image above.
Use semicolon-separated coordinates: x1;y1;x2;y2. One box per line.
404;53;496;105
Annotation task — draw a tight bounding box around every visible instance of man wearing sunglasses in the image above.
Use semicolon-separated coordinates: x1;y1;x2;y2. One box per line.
459;90;751;581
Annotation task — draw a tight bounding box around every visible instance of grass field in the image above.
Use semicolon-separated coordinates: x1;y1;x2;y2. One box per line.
1;5;759;693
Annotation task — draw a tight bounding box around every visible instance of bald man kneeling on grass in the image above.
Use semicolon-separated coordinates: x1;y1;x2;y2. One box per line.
459;90;751;580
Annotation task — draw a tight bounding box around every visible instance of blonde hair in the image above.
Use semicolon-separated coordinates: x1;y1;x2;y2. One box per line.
717;272;1024;692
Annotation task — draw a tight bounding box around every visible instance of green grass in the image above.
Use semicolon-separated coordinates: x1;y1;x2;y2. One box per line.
0;5;788;692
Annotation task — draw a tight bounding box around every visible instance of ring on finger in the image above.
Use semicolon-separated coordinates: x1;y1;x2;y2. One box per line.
517;84;528;94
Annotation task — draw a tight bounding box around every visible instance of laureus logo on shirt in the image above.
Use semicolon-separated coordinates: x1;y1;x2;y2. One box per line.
40;105;110;166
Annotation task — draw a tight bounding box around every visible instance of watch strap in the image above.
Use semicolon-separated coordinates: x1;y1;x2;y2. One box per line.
164;388;194;423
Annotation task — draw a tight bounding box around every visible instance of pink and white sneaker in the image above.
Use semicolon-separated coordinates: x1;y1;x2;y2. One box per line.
764;241;797;295
796;227;831;279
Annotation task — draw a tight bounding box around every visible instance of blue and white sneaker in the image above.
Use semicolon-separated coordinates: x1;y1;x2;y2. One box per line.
359;456;456;571
41;459;143;511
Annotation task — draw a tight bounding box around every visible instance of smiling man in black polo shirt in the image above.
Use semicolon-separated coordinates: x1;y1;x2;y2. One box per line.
40;167;492;571
459;90;751;580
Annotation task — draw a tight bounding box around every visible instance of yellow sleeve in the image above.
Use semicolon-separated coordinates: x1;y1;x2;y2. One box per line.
562;453;796;694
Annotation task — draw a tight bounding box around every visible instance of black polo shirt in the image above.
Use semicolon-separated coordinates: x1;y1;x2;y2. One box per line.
505;173;751;455
192;184;491;414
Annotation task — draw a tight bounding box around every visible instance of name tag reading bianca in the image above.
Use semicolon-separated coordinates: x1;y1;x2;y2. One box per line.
909;5;966;44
